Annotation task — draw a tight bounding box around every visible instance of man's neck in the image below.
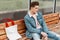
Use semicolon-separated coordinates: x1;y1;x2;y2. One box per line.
30;10;36;15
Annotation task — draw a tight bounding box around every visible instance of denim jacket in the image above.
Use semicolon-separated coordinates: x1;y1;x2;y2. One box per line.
24;12;49;39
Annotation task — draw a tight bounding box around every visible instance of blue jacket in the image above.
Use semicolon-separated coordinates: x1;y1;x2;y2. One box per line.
24;12;49;38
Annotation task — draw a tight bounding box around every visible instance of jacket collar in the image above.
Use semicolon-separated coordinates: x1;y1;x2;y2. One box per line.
28;11;38;17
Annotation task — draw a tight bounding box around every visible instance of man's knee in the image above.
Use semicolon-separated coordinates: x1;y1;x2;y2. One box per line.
47;31;60;40
55;34;60;40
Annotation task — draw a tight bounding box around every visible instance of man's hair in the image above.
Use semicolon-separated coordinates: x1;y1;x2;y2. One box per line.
30;1;39;9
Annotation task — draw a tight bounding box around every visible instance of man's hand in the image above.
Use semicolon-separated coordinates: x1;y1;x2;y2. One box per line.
41;32;48;40
41;32;48;38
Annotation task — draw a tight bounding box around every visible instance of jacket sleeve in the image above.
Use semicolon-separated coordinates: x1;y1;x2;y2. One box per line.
24;17;41;33
39;12;49;33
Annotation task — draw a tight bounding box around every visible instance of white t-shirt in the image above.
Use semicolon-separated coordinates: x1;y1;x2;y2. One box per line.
33;14;42;29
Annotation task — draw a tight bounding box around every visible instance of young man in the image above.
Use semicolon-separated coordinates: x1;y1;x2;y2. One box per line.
24;1;60;40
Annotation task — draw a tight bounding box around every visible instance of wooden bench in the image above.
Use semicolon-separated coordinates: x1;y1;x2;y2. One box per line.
43;13;59;32
0;19;30;40
0;12;60;40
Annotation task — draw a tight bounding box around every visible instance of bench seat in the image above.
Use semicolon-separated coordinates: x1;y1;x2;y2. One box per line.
0;12;60;40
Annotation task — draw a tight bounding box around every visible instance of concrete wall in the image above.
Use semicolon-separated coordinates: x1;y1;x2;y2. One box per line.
0;7;60;23
0;9;27;21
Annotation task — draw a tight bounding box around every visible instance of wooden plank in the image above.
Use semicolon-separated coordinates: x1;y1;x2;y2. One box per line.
46;19;59;25
0;30;6;36
0;23;5;30
43;13;59;19
18;29;26;34
0;35;7;40
17;24;26;31
3;38;8;40
45;16;59;23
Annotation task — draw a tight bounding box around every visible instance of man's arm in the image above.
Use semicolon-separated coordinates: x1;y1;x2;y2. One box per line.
24;17;41;33
39;12;49;33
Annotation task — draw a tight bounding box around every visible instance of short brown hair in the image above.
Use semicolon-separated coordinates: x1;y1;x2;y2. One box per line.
30;1;39;9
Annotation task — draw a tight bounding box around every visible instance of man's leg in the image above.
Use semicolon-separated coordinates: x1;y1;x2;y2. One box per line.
47;31;60;40
31;33;40;40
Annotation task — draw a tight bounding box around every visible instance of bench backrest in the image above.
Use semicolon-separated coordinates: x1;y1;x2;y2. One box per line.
44;13;59;25
0;13;59;40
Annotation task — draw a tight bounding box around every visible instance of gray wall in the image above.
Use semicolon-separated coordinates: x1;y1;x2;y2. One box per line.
0;7;60;23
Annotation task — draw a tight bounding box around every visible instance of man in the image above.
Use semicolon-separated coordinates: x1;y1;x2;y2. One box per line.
24;1;60;40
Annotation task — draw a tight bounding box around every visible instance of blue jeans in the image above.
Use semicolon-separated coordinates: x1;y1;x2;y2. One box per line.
48;31;60;40
31;33;41;40
31;31;60;40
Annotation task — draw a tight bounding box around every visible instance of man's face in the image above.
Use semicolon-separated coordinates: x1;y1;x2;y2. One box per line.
31;6;39;13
